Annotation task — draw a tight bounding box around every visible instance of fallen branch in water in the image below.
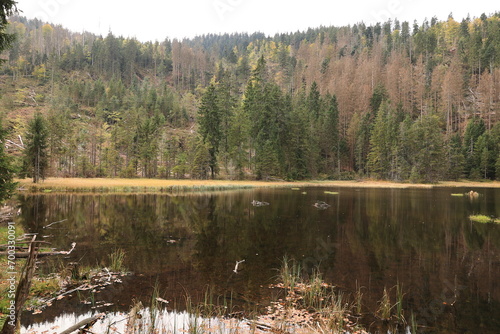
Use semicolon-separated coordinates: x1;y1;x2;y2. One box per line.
43;218;68;229
59;313;105;334
0;242;76;258
233;260;245;273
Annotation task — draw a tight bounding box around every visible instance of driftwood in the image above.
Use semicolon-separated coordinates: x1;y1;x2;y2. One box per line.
233;260;245;273
59;313;105;334
43;219;67;229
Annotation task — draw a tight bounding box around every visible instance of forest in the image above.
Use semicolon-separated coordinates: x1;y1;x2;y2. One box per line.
1;13;500;182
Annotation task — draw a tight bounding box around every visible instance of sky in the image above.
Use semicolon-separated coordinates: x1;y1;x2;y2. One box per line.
16;0;500;41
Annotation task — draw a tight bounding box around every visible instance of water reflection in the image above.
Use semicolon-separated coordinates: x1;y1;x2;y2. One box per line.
16;187;500;333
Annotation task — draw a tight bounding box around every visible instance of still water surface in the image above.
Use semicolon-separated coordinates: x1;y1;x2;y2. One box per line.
17;187;500;333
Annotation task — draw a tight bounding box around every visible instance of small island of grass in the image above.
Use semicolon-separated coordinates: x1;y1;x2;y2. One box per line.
469;214;500;224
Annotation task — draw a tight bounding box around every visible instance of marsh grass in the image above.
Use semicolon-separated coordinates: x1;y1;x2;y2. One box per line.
21;177;500;194
277;255;302;290
108;248;126;272
377;287;392;321
268;259;365;333
469;214;500;224
395;282;405;323
324;191;339;195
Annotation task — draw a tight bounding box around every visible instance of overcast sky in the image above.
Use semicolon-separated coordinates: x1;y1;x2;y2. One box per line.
16;0;500;41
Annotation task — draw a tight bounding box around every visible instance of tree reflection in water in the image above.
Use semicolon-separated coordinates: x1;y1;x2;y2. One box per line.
16;187;500;333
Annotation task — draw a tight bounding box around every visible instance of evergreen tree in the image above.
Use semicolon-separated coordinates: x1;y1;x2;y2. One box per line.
367;102;396;179
216;70;236;173
369;85;388;114
354;112;373;175
463;117;485;177
0;118;16;203
0;1;17;64
322;94;340;176
24;113;49;183
0;1;18;201
445;134;465;180
307;81;322;120
408;114;445;183
198;83;221;178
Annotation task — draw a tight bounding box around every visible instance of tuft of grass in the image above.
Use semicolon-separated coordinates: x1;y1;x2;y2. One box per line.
395;282;405;323
377;287;392;320
277;255;302;290
469;214;500;224
108;248;126;272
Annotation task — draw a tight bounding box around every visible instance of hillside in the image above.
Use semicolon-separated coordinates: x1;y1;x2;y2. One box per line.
1;13;500;181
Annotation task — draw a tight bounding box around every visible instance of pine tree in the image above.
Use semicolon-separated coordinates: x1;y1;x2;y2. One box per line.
24;113;49;183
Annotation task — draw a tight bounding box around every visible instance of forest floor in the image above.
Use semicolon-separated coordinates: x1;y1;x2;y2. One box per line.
14;177;500;193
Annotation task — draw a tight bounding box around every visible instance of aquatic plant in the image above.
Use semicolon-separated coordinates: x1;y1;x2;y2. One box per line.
469;214;500;224
108;248;126;272
277;255;302;290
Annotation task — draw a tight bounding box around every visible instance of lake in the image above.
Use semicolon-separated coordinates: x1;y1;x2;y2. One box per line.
16;187;500;333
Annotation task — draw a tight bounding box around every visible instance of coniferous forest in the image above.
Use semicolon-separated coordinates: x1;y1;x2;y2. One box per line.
2;13;500;182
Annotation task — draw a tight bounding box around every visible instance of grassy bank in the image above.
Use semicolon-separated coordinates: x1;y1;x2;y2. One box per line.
15;177;500;194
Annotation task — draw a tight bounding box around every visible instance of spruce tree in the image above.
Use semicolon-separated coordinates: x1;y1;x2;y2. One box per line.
0;118;16;203
198;83;221;179
24;113;49;183
0;1;18;202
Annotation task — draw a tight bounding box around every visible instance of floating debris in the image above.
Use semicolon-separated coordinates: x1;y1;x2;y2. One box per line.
451;193;464;197
233;259;245;273
314;201;330;210
324;191;339;195
252;200;270;207
467;190;479;199
291;188;300;190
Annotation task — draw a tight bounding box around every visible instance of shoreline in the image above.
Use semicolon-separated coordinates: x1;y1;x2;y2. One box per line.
14;177;500;193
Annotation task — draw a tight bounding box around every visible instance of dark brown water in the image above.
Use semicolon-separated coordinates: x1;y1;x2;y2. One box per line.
16;187;500;333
